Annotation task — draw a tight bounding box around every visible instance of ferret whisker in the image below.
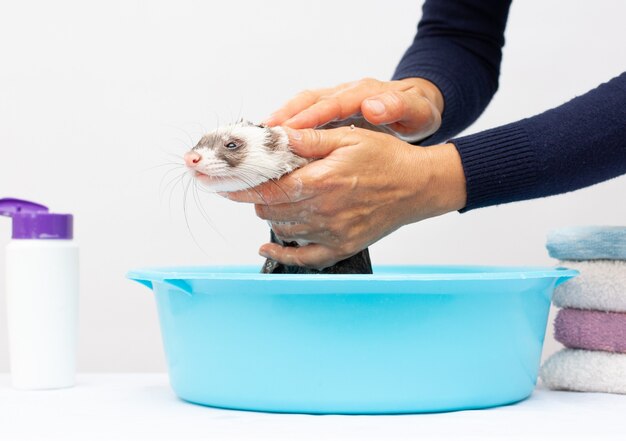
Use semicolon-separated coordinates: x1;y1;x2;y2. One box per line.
235;176;270;206
267;179;292;203
164;150;185;159
163;167;187;184
234;169;269;183
161;150;185;165
161;123;196;149
237;169;292;203
168;171;189;215
159;169;182;199
170;137;193;150
235;168;283;187
234;171;268;188
162;170;184;224
188;121;208;137
237;163;284;174
182;174;211;258
191;181;209;224
164;171;181;213
235;101;244;130
194;183;216;194
192;179;227;242
158;166;188;199
160;169;188;200
182;129;195;148
140;164;184;185
144;162;184;173
155;162;185;168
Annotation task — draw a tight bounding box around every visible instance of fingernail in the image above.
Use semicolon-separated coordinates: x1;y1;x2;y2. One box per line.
364;99;386;115
261;115;276;126
217;192;230;198
284;127;302;141
259;248;271;259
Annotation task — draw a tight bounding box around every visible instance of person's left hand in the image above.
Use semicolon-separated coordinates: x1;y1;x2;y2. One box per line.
223;127;466;269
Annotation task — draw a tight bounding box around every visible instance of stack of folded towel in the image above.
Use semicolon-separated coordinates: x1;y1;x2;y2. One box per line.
540;226;626;394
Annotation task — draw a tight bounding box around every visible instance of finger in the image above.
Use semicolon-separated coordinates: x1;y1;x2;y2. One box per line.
259;242;340;270
270;222;316;244
283;78;386;129
361;90;440;139
255;202;314;223
287;127;359;158
282;97;348;129
263;88;332;127
223;170;313;205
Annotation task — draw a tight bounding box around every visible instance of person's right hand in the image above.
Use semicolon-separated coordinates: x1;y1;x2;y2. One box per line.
263;77;444;142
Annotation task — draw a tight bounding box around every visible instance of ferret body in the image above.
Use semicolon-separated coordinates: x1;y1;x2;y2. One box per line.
184;120;372;274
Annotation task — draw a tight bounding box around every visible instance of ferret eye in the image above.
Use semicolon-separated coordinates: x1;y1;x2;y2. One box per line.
225;141;238;149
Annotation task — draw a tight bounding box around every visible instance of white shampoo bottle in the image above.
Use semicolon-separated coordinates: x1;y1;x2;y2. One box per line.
1;198;78;389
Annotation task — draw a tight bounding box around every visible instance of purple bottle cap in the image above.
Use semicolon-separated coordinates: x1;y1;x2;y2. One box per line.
0;198;73;240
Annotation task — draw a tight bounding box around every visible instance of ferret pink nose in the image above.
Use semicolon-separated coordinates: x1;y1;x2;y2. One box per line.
184;151;202;167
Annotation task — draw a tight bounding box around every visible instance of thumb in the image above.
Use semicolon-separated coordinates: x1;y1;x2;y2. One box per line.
259;242;340;270
284;126;358;159
361;90;440;139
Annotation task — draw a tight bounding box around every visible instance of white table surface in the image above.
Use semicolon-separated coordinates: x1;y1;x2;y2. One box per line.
1;374;624;441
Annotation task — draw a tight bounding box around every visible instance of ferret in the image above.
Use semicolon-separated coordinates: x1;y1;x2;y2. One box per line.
184;119;373;274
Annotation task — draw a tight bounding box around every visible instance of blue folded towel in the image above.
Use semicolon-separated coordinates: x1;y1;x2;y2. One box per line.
546;226;626;261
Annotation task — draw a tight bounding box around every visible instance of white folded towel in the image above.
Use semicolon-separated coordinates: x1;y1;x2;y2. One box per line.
540;349;626;394
553;260;626;312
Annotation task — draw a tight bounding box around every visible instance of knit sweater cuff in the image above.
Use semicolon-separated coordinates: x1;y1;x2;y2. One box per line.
451;122;538;212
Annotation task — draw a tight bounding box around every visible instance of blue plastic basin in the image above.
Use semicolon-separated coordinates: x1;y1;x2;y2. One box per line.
127;265;577;414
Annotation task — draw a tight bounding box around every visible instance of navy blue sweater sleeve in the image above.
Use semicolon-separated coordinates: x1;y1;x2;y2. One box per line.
392;0;626;211
392;0;513;145
452;73;626;211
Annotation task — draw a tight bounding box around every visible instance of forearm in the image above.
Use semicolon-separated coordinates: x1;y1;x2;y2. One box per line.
393;0;513;145
451;72;626;211
412;143;467;218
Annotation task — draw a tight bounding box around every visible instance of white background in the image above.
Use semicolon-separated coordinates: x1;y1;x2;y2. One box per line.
0;0;624;372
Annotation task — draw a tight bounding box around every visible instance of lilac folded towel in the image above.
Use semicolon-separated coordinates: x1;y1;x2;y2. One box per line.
555;308;626;353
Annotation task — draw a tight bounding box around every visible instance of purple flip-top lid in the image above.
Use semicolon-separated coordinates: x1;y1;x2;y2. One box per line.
0;198;73;240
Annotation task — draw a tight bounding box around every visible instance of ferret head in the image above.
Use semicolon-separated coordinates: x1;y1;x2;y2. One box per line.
184;121;308;192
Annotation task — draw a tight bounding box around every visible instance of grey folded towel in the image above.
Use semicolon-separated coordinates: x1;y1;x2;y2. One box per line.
553;260;626;313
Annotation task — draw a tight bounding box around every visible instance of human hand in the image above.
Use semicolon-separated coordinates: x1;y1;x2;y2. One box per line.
224;127;466;269
263;77;444;143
